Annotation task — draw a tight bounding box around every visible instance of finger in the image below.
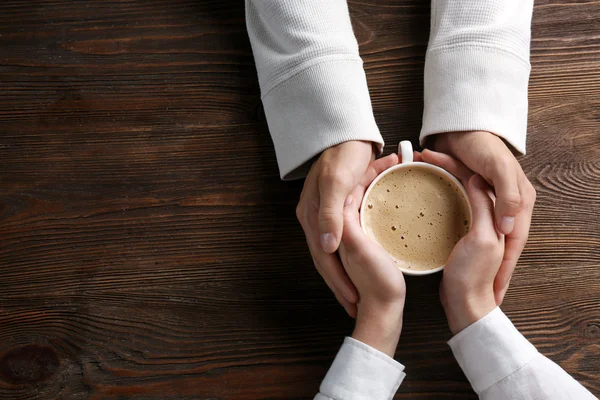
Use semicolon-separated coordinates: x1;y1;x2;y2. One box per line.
341;195;368;253
334;291;358;318
466;175;497;236
421;149;474;187
296;165;321;227
494;176;535;304
351;153;399;205
484;157;522;235
413;151;423;162
494;272;511;306
313;255;358;317
360;153;399;188
318;170;355;254
307;209;359;305
298;157;360;316
494;233;513;305
313;248;358;304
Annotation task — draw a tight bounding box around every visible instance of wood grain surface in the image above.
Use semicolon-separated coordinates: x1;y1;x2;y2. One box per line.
1;0;599;398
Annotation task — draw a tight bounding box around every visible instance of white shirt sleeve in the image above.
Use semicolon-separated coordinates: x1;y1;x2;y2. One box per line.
421;0;534;154
449;307;597;399
315;337;405;400
245;0;384;180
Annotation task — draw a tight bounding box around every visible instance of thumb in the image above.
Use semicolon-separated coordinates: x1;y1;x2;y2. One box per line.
319;173;354;253
486;160;521;235
341;195;366;254
467;175;497;235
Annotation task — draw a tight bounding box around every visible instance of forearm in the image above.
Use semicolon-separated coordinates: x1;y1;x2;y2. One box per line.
448;308;597;399
314;337;405;400
315;302;405;400
352;303;403;358
245;0;383;180
421;0;534;153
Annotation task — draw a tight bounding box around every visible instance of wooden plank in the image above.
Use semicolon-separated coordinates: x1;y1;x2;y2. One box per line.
0;0;598;398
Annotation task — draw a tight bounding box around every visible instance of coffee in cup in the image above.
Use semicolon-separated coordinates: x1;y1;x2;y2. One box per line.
360;141;472;275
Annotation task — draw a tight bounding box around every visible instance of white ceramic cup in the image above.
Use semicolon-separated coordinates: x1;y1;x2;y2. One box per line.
359;141;473;276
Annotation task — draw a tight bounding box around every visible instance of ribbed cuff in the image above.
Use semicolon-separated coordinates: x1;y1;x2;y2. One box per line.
448;307;538;394
261;59;384;180
320;337;405;400
420;46;530;154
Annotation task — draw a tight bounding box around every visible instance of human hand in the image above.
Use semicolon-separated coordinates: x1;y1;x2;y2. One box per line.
437;170;505;335
296;141;375;317
338;154;406;356
430;131;536;304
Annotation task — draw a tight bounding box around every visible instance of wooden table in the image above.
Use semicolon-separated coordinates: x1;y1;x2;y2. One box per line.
1;1;598;398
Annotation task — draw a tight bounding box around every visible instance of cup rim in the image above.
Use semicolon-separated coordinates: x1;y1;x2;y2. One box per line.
359;161;473;276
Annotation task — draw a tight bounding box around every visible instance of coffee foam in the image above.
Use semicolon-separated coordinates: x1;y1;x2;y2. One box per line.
362;166;470;271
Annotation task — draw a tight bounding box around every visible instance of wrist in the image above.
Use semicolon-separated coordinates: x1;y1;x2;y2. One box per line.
352;302;403;357
350;140;377;161
429;132;452;153
326;140;376;154
441;290;497;335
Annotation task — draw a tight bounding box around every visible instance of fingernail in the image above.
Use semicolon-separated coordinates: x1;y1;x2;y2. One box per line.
321;233;337;253
500;216;515;234
345;195;353;206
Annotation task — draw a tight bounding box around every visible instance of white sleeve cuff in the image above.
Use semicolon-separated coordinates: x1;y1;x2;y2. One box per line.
318;337;405;400
420;46;530;154
448;307;538;394
261;59;384;180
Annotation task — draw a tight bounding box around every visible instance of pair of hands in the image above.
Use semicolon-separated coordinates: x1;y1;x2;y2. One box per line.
295;132;536;354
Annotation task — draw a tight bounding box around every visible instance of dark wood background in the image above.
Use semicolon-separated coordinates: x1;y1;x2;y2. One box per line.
1;1;598;398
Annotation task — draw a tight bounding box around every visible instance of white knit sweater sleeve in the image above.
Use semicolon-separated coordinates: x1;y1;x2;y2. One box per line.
421;0;534;153
245;1;383;180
